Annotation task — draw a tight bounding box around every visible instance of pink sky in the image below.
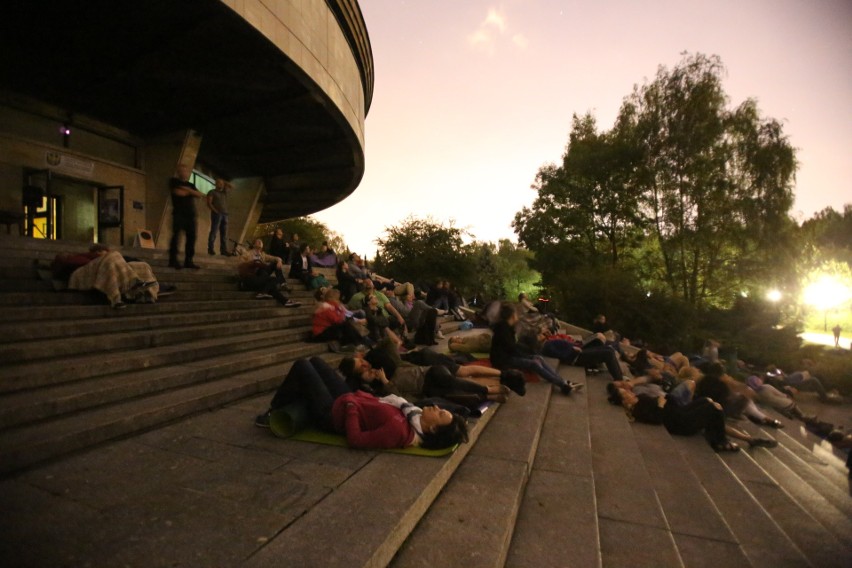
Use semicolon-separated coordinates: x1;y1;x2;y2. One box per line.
314;0;852;256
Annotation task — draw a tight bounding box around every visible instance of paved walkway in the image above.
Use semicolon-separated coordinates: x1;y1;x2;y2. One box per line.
801;331;850;350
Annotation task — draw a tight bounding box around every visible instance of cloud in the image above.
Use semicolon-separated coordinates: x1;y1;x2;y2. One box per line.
512;34;528;49
467;6;527;53
484;8;507;32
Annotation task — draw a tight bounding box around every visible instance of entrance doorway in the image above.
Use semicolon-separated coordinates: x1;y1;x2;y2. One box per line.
22;169;124;244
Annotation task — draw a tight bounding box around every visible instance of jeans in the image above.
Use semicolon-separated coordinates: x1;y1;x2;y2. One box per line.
506;355;567;387
269;357;351;431
208;212;228;253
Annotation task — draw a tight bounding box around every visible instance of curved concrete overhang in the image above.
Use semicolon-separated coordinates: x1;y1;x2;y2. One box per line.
0;0;373;221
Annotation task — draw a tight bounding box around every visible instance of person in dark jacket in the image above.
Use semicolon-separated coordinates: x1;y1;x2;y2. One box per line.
489;303;581;395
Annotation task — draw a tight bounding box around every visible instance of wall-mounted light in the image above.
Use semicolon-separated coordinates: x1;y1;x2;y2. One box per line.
60;123;71;147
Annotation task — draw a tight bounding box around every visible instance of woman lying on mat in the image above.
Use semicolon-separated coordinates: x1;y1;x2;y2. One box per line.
255;357;469;450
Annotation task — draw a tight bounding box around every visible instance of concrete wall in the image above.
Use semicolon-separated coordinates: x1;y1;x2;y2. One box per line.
222;0;366;146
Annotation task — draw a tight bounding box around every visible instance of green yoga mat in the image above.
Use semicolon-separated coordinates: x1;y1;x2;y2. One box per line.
268;403;458;457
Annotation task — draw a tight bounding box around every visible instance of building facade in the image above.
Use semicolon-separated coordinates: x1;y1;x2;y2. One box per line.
0;0;373;248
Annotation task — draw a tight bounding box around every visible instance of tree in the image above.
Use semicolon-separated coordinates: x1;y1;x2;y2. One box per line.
626;53;797;308
375;216;474;289
253;217;348;255
513;112;644;276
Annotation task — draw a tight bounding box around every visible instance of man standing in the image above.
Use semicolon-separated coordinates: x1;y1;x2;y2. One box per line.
168;164;205;269
832;324;842;348
207;178;230;255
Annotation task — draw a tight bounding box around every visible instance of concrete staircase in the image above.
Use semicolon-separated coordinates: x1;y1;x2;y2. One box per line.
0;234;328;475
1;235;850;567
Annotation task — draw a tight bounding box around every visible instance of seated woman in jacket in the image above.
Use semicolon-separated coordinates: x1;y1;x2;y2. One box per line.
255;357;468;450
56;244;159;309
490;302;581;395
311;288;370;349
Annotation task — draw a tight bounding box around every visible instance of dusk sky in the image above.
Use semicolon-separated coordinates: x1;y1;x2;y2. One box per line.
314;0;852;256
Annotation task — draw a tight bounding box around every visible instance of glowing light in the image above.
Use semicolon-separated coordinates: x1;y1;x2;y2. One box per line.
765;289;782;303
802;275;851;311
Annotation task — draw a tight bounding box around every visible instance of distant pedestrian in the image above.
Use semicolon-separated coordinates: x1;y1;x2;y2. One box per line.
832;324;842;348
207;178;230;255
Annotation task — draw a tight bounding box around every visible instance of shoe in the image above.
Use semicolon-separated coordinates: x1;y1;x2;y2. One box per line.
764;419;784;429
712;441;740;453
279;283;292;292
112;302;127;309
436;330;445;339
254;411;271;428
559;383;574;395
168;260;182;269
255;292;273;299
184;263;201;269
568;381;585;391
208;250;216;255
220;250;229;256
499;370;526;396
283;300;301;308
749;437;778;448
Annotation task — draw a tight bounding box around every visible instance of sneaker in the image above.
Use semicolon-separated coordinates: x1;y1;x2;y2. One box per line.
255;292;273;299
284;300;301;308
568;381;585;391
254;411;271;428
184;263;201;270
436;330;445;339
559;383;574;395
112;302;127;309
208;250;216;255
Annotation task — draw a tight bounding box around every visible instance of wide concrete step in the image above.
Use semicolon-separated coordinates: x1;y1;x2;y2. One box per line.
0;289;266;305
391;370;556;567
0;304;315;342
0;341;327;430
0;313;311;365
506;368;601;568
242;406;498;568
0;326;312;393
0;355;339;475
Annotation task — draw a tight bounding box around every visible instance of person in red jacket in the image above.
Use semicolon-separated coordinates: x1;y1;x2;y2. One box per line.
311;288;370;349
255;357;468;450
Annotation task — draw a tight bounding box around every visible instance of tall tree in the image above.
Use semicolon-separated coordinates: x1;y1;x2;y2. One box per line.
375;216;474;288
625;53;797;307
513;112;644;275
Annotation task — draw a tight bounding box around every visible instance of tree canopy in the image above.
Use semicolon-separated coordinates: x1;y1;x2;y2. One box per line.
515;53;798;315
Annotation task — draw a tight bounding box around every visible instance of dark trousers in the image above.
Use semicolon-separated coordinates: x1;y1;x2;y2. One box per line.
208;212;228;254
169;213;197;265
423;365;487;398
664;397;727;446
269;357;351;431
243;266;288;304
313;321;367;346
575;347;624;380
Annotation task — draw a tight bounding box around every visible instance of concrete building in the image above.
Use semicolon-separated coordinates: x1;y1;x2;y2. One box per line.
0;0;372;249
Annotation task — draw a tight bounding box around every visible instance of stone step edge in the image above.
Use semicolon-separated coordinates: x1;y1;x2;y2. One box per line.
0;356;343;476
0;327;310;393
0;342;327;431
391;378;555;567
0;314;311;365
